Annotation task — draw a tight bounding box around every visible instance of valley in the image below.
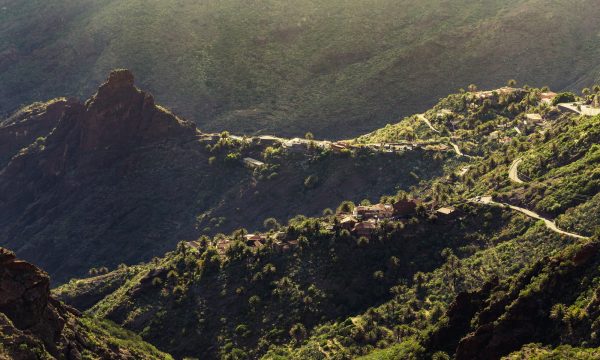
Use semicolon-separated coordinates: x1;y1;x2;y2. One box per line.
1;68;596;359
3;2;600;358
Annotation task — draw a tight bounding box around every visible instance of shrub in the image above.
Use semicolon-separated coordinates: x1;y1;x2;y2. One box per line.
263;217;280;230
552;92;577;105
289;323;307;342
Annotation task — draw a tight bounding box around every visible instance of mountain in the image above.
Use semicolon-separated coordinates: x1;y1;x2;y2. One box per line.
0;69;446;284
0;247;172;360
2;0;600;138
53;84;600;359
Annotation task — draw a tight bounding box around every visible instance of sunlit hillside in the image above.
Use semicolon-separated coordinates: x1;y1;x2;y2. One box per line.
2;0;600;137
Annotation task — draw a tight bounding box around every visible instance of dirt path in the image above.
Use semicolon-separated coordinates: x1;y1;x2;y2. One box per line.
508;158;525;183
417;114;470;157
471;196;588;239
417;114;441;134
449;142;463;156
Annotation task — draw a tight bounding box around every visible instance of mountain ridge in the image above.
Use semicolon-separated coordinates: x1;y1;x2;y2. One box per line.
2;0;600;138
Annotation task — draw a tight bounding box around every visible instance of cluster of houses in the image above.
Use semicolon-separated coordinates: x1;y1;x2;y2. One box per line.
335;199;457;237
187;231;299;256
185;198;459;255
336;199;420;236
281;138;355;154
473;87;524;102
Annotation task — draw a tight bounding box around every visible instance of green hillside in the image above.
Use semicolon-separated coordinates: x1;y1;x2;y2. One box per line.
2;0;600;137
0;70;448;284
53;86;600;359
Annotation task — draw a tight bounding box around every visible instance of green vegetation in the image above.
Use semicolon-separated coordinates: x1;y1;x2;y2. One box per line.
7;70;600;359
2;0;600;137
58;88;600;359
78;317;174;360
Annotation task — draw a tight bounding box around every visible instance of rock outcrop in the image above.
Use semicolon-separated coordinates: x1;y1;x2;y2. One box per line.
0;69;442;284
0;248;172;360
0;69;201;283
0;97;73;168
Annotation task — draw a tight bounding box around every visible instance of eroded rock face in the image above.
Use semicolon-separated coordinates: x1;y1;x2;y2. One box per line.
0;249;50;330
0;97;73;168
0;248;171;359
76;69;194;152
454;242;600;360
0;248;68;357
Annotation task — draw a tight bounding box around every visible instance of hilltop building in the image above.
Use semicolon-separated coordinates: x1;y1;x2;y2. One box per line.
243;157;265;168
354;203;394;220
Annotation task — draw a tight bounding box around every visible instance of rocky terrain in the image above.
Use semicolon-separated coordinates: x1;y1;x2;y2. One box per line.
1;65;600;359
0;69;445;283
0;247;171;360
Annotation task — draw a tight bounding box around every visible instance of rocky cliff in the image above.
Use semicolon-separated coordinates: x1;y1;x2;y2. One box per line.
0;70;444;284
0;247;172;360
0;97;72;168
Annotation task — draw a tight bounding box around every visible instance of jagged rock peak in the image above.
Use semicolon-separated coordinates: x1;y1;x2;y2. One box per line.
106;68;135;87
92;68;139;103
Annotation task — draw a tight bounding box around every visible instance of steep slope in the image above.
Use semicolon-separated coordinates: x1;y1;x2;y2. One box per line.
259;90;600;359
49;85;600;360
0;97;70;168
0;70;446;283
55;202;535;360
0;247;172;360
2;0;600;137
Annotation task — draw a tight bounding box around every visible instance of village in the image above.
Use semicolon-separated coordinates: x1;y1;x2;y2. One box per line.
186;197;457;256
236;86;600;168
188;85;597;256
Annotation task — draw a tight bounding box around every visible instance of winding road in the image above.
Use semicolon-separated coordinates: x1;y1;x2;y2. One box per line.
471;196;588;239
418;114;471;158
508;158;525;183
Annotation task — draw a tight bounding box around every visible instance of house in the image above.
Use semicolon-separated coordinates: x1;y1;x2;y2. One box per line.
339;215;358;230
392;199;420;217
186;241;201;250
353;220;377;237
354;203;394;220
555;102;600;116
474;87;520;100
525;113;543;125
282;138;306;152
215;238;231;255
245;234;267;247
540;92;557;105
281;239;299;252
436;109;453;118
436;207;456;216
330;142;351;153
257;135;281;146
488;130;501;140
243;157;265;168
